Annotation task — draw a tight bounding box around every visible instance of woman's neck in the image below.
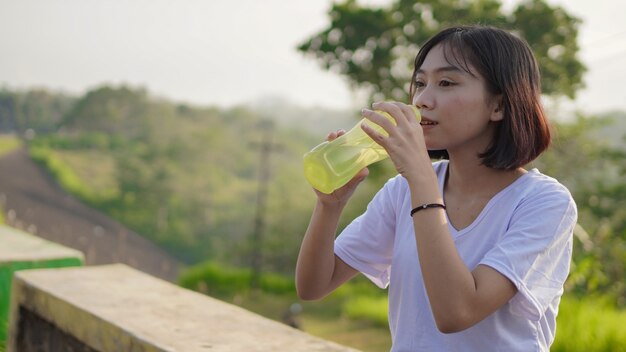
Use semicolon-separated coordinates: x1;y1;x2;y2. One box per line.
444;156;525;197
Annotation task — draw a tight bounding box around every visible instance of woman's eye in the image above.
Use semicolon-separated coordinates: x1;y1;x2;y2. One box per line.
414;81;425;88
439;80;455;87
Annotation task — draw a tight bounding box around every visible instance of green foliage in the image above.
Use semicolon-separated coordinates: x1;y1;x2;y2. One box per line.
0;88;75;133
29;145;101;204
178;261;296;297
552;296;626;352
512;0;585;98
342;295;388;327
180;260;388;307
298;0;585;102
63;85;153;137
30;132;126;151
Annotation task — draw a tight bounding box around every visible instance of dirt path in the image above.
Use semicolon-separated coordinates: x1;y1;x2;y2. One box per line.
0;147;182;281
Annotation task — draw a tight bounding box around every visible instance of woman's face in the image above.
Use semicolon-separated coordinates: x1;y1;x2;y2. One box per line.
412;44;502;157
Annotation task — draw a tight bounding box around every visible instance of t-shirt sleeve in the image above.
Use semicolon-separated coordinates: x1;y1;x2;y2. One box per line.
480;183;577;321
334;178;400;289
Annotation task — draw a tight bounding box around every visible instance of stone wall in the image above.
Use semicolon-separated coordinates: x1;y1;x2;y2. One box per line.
8;264;358;352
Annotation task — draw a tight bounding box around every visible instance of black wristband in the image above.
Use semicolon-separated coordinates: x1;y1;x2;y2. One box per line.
410;203;446;217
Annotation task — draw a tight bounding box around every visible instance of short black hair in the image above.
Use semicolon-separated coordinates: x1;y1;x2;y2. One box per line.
410;25;551;170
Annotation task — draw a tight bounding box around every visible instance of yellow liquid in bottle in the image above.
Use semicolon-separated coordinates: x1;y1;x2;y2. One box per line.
304;107;420;194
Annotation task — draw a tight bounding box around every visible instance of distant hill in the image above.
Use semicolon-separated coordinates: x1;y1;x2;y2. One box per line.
247;97;358;138
594;110;626;150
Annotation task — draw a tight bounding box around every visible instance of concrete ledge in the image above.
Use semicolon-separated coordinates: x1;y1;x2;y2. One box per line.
0;225;82;264
0;224;84;345
8;264;358;351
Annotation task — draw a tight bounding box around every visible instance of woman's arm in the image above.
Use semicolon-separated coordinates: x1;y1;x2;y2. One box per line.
296;130;365;301
295;199;358;300
361;102;517;333
408;184;517;333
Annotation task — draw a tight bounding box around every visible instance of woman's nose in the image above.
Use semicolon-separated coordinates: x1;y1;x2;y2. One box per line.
412;88;434;110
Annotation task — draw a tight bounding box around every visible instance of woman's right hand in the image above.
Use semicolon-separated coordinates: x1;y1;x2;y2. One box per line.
313;130;369;206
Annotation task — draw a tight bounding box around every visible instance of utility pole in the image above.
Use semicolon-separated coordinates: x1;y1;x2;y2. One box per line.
249;122;282;290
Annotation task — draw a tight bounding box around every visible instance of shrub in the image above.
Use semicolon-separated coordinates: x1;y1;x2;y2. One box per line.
178;261;296;297
259;272;296;295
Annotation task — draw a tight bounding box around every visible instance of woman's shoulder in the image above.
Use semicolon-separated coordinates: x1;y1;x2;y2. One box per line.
522;169;573;197
514;168;577;212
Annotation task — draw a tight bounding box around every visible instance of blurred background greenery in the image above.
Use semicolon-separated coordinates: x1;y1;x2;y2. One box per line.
1;0;625;351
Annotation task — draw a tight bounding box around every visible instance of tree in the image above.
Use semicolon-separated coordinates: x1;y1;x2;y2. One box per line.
63;85;151;137
0;90;17;132
298;0;585;102
0;89;75;134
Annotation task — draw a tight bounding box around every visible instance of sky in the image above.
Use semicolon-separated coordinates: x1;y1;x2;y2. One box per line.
1;0;625;115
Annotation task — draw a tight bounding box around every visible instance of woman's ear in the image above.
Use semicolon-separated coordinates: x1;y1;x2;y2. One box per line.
490;95;504;122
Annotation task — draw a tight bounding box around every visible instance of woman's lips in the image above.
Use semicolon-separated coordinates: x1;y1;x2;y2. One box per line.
419;117;438;126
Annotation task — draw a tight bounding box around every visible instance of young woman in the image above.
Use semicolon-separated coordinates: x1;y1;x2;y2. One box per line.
296;25;577;351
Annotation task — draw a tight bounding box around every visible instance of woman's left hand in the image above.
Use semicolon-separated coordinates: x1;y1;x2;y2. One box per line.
361;101;432;182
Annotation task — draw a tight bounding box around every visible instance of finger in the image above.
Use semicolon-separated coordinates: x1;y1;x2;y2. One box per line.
345;167;369;188
361;108;395;133
392;102;420;125
372;101;406;127
326;129;346;141
360;121;386;146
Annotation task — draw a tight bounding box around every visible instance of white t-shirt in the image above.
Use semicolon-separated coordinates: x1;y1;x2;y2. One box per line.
335;161;577;352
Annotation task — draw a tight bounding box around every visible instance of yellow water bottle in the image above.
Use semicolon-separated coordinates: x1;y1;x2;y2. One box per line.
303;105;420;194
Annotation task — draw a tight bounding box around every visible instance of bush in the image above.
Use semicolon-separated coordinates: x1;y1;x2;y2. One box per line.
179;261;251;297
178;261;296;297
259;272;296;295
